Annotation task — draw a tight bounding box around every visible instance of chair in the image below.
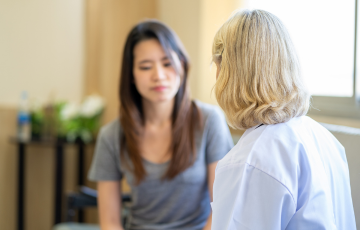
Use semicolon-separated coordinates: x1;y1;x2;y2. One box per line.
53;186;131;230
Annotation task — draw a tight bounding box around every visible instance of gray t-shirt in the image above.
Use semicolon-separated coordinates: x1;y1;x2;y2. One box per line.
88;101;234;230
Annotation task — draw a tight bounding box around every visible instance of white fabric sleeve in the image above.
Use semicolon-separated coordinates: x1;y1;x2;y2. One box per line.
211;163;296;230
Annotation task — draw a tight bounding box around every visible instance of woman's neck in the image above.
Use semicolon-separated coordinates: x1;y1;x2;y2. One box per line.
142;99;174;126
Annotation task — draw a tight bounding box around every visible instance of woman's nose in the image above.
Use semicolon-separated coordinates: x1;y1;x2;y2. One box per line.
153;64;166;81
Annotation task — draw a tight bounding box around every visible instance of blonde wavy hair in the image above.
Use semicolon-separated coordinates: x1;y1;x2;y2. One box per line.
213;9;310;130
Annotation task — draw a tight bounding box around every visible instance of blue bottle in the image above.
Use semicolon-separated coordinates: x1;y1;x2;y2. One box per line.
17;91;31;141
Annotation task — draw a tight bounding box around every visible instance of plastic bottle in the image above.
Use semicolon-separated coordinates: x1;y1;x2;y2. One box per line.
17;91;31;142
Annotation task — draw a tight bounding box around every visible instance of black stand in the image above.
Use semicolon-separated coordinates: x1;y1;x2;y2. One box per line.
77;140;85;222
17;143;25;230
11;138;93;230
54;141;64;224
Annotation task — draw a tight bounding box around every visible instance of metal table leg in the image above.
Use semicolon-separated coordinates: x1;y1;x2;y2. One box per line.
17;143;25;230
54;141;64;224
77;141;85;222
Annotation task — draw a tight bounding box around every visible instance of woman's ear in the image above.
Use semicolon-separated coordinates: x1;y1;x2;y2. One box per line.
216;62;221;80
215;56;222;80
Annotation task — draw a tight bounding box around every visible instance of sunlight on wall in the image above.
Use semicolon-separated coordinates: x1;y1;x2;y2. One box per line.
0;0;84;107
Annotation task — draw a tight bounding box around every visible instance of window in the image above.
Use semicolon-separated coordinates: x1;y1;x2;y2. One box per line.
245;0;360;118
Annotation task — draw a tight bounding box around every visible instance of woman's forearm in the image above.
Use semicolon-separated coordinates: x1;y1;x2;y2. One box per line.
101;224;124;230
98;181;123;230
204;162;216;230
202;213;212;230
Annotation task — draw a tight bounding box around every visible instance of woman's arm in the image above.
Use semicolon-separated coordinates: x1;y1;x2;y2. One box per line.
98;181;124;230
202;161;217;230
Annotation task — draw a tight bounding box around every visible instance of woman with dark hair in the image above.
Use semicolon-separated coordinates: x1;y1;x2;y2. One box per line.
88;20;233;230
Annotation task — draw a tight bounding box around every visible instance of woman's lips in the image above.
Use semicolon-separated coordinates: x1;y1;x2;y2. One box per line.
152;86;168;92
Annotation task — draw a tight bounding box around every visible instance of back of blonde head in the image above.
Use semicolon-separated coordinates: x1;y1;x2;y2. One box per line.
213;9;310;130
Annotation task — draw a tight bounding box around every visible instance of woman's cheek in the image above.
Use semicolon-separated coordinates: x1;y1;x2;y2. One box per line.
133;78;146;96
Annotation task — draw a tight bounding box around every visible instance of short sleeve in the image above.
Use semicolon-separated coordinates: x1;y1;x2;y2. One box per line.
211;163;296;230
205;107;234;164
88;125;122;181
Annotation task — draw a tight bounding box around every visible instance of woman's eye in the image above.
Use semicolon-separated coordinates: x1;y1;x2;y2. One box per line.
139;66;151;70
164;62;172;67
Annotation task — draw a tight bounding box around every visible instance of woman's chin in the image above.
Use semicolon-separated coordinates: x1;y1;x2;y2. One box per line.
157;97;173;103
142;94;175;105
150;96;174;104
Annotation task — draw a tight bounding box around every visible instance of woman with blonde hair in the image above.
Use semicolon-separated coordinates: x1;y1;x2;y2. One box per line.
210;9;356;229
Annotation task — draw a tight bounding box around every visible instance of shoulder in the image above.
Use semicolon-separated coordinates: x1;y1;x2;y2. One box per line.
217;117;307;191
215;116;345;208
194;101;234;163
246;117;306;171
194;100;226;124
98;118;122;145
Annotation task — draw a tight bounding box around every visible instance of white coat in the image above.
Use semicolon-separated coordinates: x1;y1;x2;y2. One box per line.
211;116;356;230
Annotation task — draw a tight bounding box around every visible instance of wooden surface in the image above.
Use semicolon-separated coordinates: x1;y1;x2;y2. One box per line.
84;0;157;124
0;106;17;230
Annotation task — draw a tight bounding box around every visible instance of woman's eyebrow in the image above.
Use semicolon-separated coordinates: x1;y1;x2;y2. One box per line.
138;56;168;64
138;60;153;64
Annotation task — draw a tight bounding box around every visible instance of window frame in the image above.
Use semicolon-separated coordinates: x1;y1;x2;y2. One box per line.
306;0;360;119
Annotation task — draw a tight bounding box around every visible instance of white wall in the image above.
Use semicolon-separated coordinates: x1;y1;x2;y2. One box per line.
0;0;85;106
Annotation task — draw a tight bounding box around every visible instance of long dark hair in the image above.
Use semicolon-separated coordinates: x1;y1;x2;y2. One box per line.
119;20;201;184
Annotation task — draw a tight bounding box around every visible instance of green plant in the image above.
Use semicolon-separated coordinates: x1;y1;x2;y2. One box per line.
58;95;104;143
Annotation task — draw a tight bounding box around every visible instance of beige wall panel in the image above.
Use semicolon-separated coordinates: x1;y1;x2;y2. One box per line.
63;146;79;197
157;0;202;100
197;0;244;105
25;145;54;230
0;0;85;106
85;0;157;124
157;0;244;104
0;107;17;230
83;145;99;223
85;0;103;98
